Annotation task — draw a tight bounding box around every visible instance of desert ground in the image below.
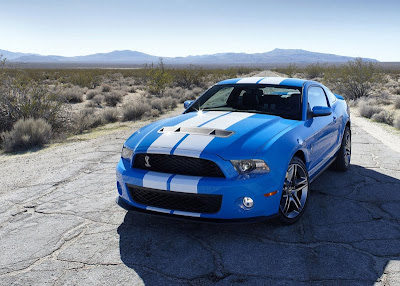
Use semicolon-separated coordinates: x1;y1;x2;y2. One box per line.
0;67;400;285
0;104;400;285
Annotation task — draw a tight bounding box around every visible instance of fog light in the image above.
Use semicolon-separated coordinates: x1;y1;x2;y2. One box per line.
242;197;254;208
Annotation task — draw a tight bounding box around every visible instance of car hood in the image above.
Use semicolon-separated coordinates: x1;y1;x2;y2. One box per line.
126;111;298;159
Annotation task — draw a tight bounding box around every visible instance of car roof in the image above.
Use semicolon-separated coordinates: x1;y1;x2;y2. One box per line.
216;77;309;87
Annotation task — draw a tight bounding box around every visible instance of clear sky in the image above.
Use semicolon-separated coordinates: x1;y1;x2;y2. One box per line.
0;0;399;61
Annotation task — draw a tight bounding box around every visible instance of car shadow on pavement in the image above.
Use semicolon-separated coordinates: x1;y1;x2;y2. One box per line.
117;164;400;285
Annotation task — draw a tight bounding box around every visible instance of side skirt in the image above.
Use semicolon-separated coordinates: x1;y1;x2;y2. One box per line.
309;155;337;184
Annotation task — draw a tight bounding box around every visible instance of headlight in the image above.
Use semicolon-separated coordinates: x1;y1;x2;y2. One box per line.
121;145;133;160
231;159;270;174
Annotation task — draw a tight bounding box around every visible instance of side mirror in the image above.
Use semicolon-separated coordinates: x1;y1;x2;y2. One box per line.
312;106;332;117
184;100;194;109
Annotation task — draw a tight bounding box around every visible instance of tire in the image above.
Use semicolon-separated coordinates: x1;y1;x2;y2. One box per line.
278;156;310;225
334;126;351;172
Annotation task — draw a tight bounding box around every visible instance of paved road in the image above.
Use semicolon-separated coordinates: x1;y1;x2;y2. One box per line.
0;111;399;286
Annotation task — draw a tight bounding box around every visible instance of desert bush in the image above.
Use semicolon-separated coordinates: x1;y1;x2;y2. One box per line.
394;97;400;109
60;86;84;103
282;63;298;78
173;67;204;88
73;109;103;133
1;118;52;152
161;97;177;109
347;99;359;108
147;58;173;95
393;87;400;95
151;109;161;117
371;110;394;125
86;90;98;100
85;101;97;108
69;70;100;88
325;58;381;99
376;91;392;105
164;86;201;103
150;98;163;112
394;116;400;130
101;108;119;123
92;94;104;106
104;91;123;107
101;84;111;92
122;101;151;121
305;63;324;79
0;81;64;132
358;100;384;118
149;97;177;112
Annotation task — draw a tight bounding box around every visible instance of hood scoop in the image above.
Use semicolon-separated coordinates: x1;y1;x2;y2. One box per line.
158;126;234;138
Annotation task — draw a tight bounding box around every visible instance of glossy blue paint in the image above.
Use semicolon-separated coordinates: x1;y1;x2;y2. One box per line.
116;77;350;220
312;106;332;117
183;100;194;109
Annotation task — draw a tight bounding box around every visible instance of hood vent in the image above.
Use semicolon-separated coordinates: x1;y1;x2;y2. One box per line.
158;126;234;138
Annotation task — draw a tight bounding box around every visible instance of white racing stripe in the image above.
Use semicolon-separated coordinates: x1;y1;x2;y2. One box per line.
236;77;265;84
173;112;253;157
169;175;202;194
142;171;171;190
147;111;228;153
257;77;286;85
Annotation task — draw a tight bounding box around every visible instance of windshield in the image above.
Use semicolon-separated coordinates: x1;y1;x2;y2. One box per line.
186;84;303;120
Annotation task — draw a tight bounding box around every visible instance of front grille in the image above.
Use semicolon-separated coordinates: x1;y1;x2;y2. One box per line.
128;185;222;214
133;153;225;177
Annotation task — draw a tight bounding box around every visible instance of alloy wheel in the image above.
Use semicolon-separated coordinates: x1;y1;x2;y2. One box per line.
280;163;309;219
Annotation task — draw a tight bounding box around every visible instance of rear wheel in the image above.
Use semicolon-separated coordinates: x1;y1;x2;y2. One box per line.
278;157;309;225
334;126;351;172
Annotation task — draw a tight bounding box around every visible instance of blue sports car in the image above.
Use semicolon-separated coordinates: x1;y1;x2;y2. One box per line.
116;77;351;224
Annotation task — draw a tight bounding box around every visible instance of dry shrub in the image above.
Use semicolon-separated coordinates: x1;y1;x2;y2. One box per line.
104;91;123;107
358;99;383;118
60;86;85;103
164;87;201;103
394;116;400;130
324;58;381;99
92;94;104;106
161;97;177;109
390;86;400;95
394;97;400;109
1;118;52;152
150;97;177;112
122;101;151;121
151;109;161;117
101;108;119;123
150;98;163;111
85;101;97;108
371;110;394;125
101;84;111;92
73;109;103;133
376;91;391;105
0;83;64;132
86;90;98;100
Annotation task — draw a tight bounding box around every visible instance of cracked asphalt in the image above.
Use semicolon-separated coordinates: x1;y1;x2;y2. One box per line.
0;110;400;286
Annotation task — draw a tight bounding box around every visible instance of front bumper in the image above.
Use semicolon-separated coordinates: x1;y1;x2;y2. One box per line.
116;157;284;220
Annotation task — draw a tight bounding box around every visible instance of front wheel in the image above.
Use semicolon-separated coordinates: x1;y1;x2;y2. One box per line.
278;156;309;225
334;126;351;172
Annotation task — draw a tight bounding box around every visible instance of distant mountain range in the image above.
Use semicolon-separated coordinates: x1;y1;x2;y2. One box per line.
0;48;378;65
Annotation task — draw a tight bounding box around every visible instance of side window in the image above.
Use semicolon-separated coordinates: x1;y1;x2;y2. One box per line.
325;88;337;105
308;86;328;110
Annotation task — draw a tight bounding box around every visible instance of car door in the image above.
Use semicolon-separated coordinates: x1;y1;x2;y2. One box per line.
307;86;338;172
